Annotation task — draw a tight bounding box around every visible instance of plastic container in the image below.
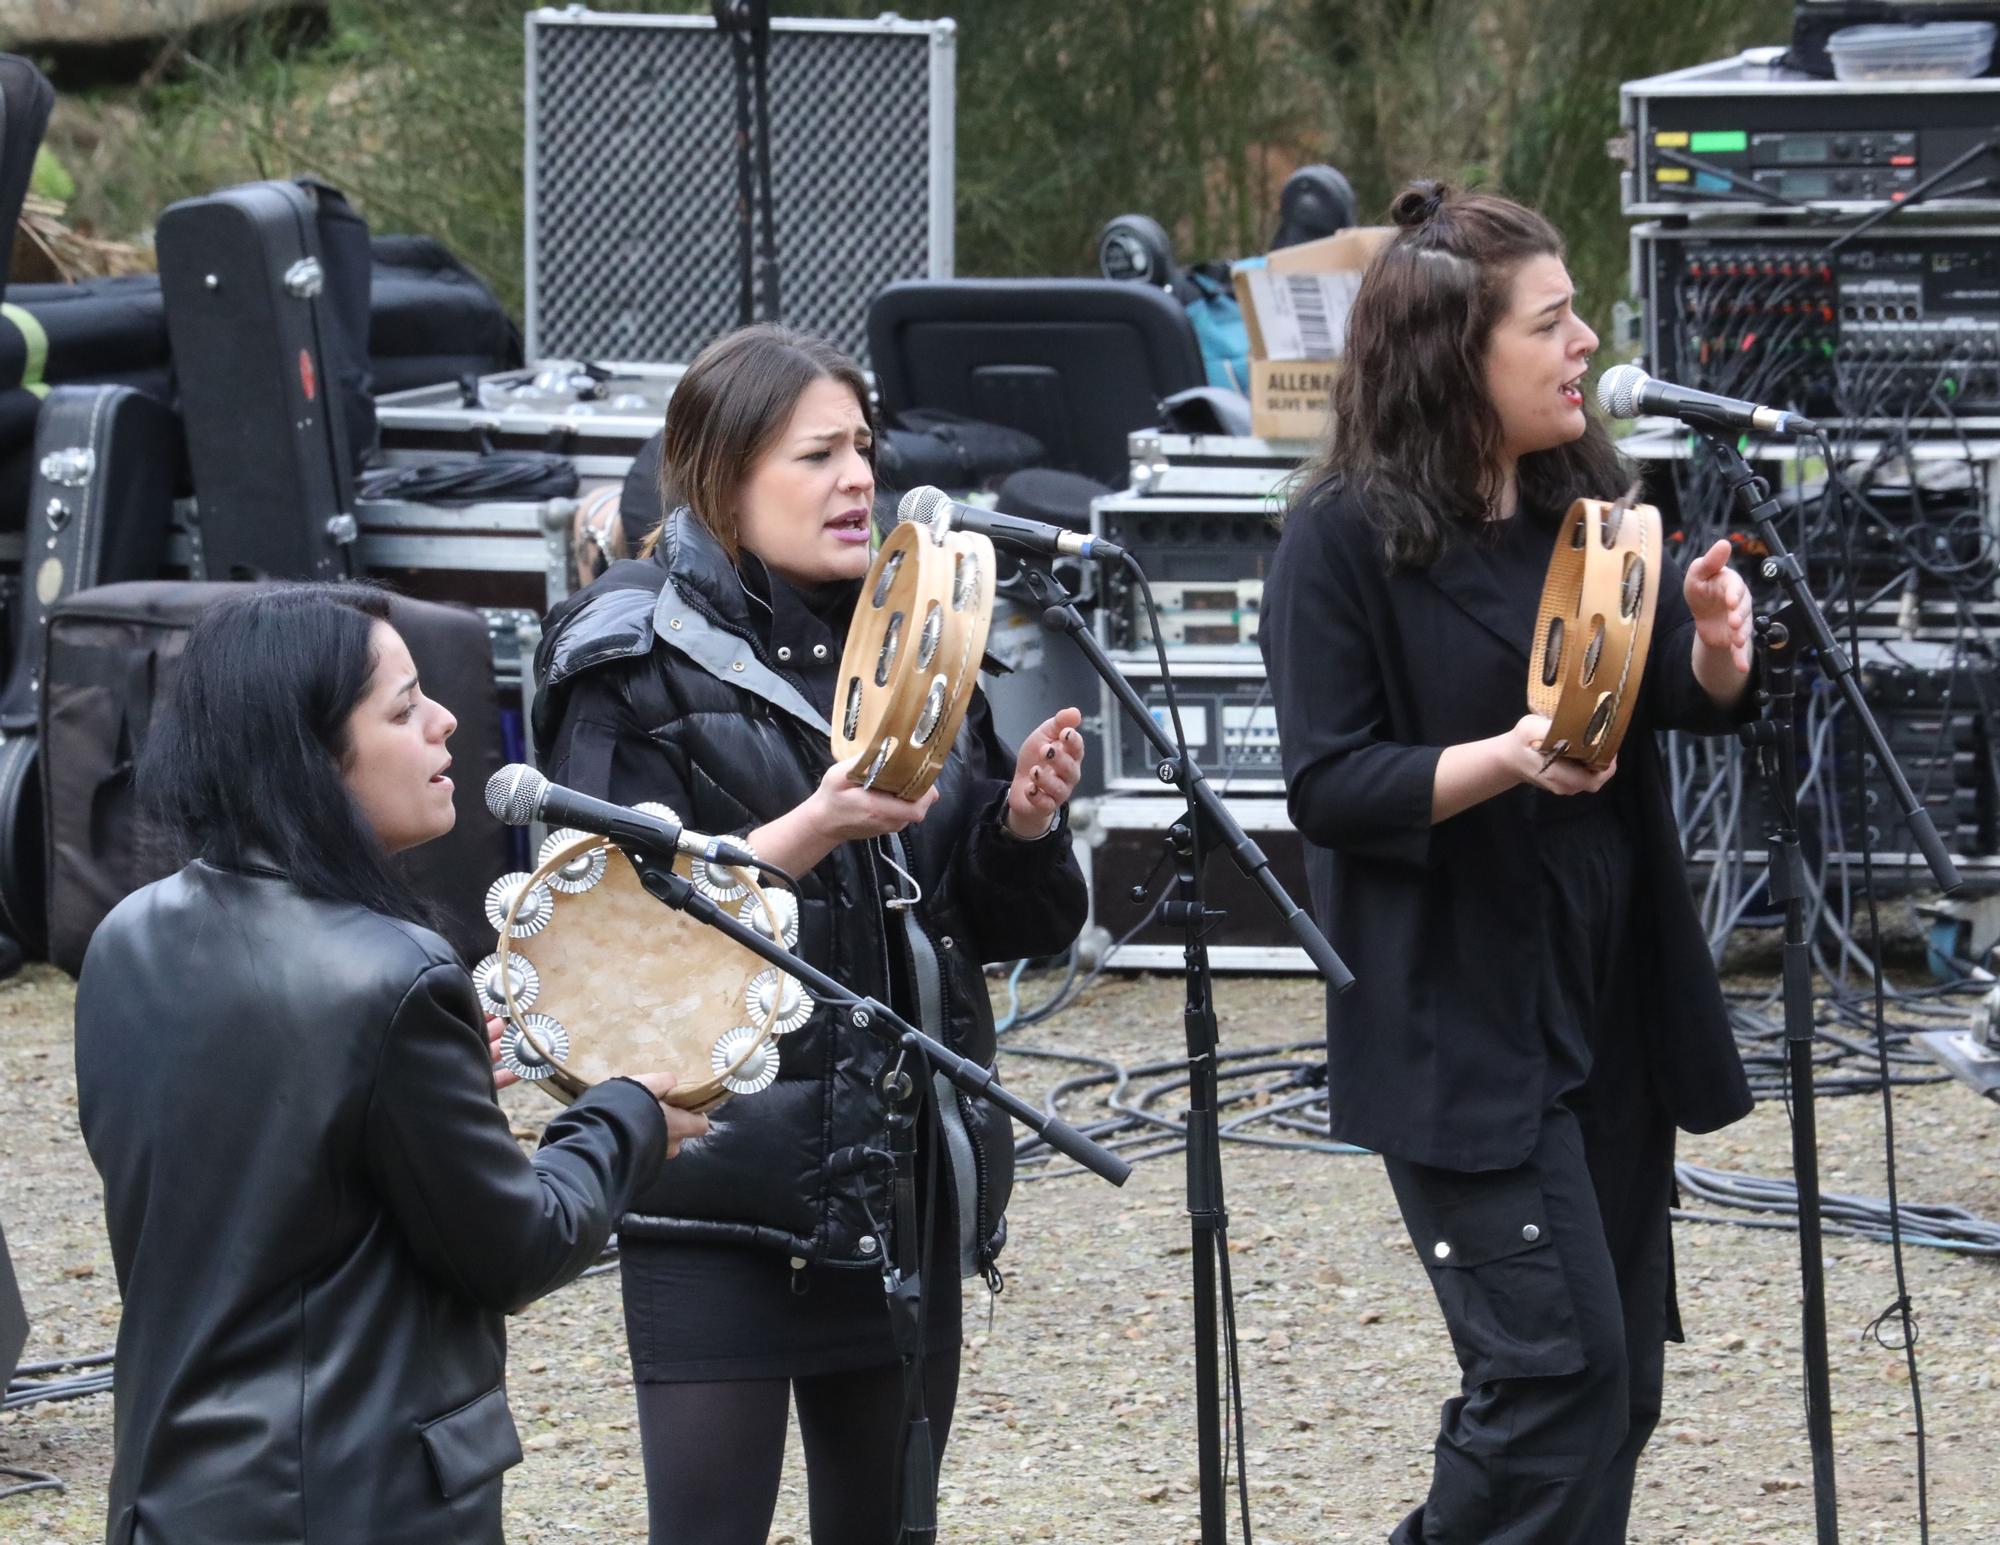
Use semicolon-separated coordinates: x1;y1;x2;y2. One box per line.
1826;21;1996;81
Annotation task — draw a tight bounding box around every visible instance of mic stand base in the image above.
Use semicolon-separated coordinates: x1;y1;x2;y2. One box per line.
1744;612;1841;1544
1020;563;1350;1544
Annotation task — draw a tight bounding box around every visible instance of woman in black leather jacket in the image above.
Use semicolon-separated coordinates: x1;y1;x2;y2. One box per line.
74;584;705;1545
533;324;1089;1544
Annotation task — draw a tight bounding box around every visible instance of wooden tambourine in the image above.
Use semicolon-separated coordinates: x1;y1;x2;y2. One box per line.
1526;487;1662;771
832;518;996;800
475;820;810;1112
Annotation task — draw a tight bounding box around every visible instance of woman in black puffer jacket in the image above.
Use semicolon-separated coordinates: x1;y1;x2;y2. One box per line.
532;324;1089;1545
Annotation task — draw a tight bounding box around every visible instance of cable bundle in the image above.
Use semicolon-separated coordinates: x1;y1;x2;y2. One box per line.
356;452;580;505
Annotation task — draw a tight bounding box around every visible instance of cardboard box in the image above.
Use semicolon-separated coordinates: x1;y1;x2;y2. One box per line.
1233;226;1394;441
1248;358;1341;442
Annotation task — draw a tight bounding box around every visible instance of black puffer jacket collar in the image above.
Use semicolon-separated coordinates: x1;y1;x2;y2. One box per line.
538;511;833;746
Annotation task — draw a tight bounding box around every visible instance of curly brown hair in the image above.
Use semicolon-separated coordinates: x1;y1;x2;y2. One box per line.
1302;180;1625;569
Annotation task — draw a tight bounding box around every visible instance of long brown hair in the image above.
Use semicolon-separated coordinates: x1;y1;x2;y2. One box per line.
1304;180;1624;569
640;323;874;563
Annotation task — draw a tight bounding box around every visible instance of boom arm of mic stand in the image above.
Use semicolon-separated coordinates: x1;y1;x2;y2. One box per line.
1023;567;1355;990
1697;431;1961;892
619;848;1133;1187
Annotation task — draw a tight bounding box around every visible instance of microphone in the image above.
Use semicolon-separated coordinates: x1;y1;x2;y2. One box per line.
483;764;760;870
1597;363;1818;437
896;485;1126;561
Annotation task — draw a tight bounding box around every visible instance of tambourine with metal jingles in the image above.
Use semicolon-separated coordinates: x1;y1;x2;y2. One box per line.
1526;484;1662;771
474;811;812;1111
832;492;996;801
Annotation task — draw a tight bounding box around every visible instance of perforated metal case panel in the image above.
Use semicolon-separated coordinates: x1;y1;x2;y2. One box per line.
525;9;955;366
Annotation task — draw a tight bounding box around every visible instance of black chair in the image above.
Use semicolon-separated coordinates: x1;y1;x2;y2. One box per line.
867;279;1207;488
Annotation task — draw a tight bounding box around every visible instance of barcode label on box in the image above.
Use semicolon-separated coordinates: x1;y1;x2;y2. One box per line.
1244;270;1363;361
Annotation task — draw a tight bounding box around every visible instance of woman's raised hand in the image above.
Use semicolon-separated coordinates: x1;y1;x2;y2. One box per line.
1005;707;1086;838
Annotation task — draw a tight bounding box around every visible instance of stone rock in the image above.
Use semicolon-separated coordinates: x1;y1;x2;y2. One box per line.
0;1;302;47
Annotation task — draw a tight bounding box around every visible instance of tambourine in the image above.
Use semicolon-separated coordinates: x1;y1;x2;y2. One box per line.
1526;486;1662;771
832;514;996;800
475;815;809;1112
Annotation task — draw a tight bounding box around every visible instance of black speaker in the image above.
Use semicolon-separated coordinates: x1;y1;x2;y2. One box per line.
0;1218;26;1390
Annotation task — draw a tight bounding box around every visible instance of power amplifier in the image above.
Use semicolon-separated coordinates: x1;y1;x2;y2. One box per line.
1102;656;1281;793
1092;494;1280;651
1620;50;2000;217
1632;222;2000;421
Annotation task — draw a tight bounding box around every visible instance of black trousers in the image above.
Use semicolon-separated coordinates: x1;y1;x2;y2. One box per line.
1382;1084;1678;1545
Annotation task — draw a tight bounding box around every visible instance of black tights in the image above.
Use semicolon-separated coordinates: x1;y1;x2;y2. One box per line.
633;1349;961;1545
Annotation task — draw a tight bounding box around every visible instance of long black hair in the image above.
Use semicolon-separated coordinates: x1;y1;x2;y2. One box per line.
139;582;431;925
1306;179;1626;568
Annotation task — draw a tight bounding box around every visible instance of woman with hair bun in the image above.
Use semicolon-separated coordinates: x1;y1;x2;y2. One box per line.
1261;182;1757;1541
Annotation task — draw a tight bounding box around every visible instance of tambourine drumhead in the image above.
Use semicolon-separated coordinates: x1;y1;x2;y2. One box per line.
1526;491;1662;771
833;520;996;801
479;832;803;1112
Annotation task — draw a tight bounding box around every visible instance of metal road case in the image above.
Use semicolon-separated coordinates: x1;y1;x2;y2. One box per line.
1074;794;1313;973
374;361;683;481
1123;429;1312;500
524;7;955;365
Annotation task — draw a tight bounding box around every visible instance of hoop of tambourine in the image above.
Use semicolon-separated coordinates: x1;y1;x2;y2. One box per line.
833;517;996;800
474;811;812;1112
1526;487;1663;772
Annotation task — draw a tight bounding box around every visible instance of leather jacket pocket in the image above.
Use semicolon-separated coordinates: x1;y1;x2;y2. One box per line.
418;1384;524;1500
1388;1161;1586;1386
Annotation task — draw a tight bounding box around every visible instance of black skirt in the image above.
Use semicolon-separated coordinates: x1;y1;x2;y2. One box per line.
619;1157;964;1383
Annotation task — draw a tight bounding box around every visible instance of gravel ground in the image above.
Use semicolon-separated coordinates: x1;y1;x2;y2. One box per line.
3;961;1998;1543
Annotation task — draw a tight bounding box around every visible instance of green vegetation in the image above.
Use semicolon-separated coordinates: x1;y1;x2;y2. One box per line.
41;0;1793;338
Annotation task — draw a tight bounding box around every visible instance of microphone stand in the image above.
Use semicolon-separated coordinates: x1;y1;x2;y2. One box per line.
712;0;781;326
605;839;1131;1542
1699;427;1961;1545
611;850;1132;1183
1020;561;1353;1545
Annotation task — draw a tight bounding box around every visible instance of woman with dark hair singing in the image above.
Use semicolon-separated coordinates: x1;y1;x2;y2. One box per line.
1260;183;1757;1541
533;323;1089;1544
74;584;707;1545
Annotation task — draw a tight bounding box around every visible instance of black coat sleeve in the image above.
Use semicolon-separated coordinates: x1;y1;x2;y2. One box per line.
1261;495;1442;866
944;690;1089;963
362;963;667;1315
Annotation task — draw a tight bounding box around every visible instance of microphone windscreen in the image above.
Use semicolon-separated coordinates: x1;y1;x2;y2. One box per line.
485;764;547;826
1597;363;1648;420
896;485;950;528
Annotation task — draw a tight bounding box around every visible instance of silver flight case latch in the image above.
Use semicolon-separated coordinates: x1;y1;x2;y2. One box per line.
284;258;325;299
39;447;95;487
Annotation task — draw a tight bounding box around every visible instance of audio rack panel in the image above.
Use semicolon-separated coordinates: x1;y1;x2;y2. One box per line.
1634;223;2000;421
1621;51;2000;217
1091;491;1280;653
1100;656;1283;793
